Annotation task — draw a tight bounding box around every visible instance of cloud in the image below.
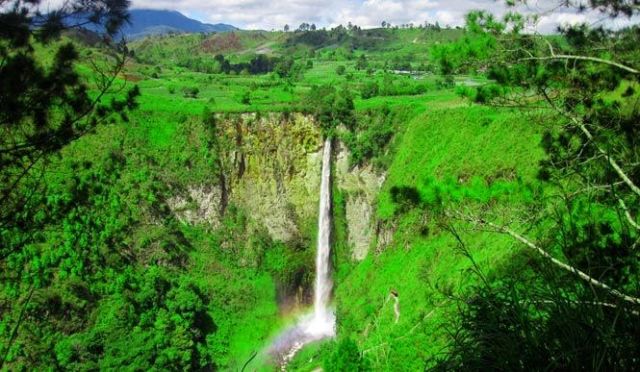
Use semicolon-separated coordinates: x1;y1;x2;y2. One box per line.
39;0;638;32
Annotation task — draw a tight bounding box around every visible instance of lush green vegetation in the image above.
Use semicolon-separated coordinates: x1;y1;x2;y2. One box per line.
2;0;639;370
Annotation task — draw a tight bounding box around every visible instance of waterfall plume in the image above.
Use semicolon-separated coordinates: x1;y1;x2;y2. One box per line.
268;138;335;365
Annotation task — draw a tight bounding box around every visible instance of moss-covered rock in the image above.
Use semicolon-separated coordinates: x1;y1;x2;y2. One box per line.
168;113;386;263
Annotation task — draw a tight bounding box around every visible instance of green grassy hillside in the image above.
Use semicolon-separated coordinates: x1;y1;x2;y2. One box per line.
0;26;532;370
9;18;638;371
284;97;546;371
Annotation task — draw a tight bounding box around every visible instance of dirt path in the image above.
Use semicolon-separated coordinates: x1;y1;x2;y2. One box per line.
391;291;400;324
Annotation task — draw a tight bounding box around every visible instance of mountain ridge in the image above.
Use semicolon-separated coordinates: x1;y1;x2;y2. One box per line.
60;9;238;39
123;9;238;39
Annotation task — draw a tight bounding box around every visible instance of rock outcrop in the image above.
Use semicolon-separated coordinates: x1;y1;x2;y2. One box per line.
167;185;223;228
335;142;386;261
167;113;386;260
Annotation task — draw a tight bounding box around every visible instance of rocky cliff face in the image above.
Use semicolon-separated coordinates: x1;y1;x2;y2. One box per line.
222;112;323;243
168;112;386;260
335;142;386;260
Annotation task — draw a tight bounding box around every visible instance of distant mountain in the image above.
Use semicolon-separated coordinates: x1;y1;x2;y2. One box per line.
121;9;238;39
61;9;237;40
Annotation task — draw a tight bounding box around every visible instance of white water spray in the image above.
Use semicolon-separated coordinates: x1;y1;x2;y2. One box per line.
311;138;333;329
268;138;335;365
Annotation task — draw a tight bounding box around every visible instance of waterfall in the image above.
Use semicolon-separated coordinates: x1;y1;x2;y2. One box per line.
268;138;335;366
302;137;335;337
314;138;332;322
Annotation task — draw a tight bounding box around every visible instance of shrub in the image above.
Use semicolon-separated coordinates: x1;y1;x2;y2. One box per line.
241;91;251;105
390;186;422;213
324;338;370;372
361;81;379;99
182;87;199;98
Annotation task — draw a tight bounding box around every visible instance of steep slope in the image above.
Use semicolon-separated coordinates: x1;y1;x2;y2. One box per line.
1;28;548;371
288;99;547;370
341;104;544;369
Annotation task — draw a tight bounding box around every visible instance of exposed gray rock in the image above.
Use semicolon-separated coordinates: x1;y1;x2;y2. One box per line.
375;221;395;254
335;141;386;261
167;185;222;228
345;194;373;260
169;113;323;243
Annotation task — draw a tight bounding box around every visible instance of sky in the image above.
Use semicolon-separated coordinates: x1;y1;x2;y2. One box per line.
43;0;639;33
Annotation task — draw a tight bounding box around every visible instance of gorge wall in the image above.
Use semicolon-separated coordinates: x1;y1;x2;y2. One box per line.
166;112;387;305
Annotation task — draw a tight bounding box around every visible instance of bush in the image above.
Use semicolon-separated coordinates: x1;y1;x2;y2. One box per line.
360;81;379;99
390;186;422;213
431;266;640;371
302;84;355;134
336;65;346;75
241;91;251;105
182;87;199;98
324;338;370;372
275;57;295;78
342;107;394;166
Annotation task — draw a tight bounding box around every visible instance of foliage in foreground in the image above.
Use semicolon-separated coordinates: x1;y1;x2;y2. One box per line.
426;1;640;370
432;262;640;371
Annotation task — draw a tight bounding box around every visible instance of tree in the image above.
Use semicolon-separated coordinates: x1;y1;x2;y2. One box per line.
381;21;387;28
431;1;640;368
0;0;139;246
310;23;317;31
356;54;368;70
275;57;295;78
303;85;355;134
284;24;290;32
360;81;379;99
298;22;312;32
0;0;139;367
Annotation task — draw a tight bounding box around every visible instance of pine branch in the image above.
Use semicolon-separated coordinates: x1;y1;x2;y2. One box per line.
618;198;640;231
521;55;639;74
0;284;35;369
523;39;639;74
541;90;640;199
456;212;640;306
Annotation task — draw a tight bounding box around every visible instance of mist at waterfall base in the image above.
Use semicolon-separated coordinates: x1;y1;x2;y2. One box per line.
268;138;336;362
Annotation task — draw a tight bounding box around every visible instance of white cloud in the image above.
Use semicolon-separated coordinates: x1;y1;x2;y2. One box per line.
37;0;638;32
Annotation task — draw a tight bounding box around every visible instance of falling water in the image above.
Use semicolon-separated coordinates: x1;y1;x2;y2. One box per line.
267;138;335;367
313;137;333;325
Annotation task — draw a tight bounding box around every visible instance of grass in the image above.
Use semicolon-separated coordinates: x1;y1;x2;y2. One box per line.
50;27;548;369
377;105;545;218
334;102;547;369
114;46;545;369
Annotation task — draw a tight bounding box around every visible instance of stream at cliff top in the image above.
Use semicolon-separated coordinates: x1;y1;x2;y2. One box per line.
267;138;336;367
